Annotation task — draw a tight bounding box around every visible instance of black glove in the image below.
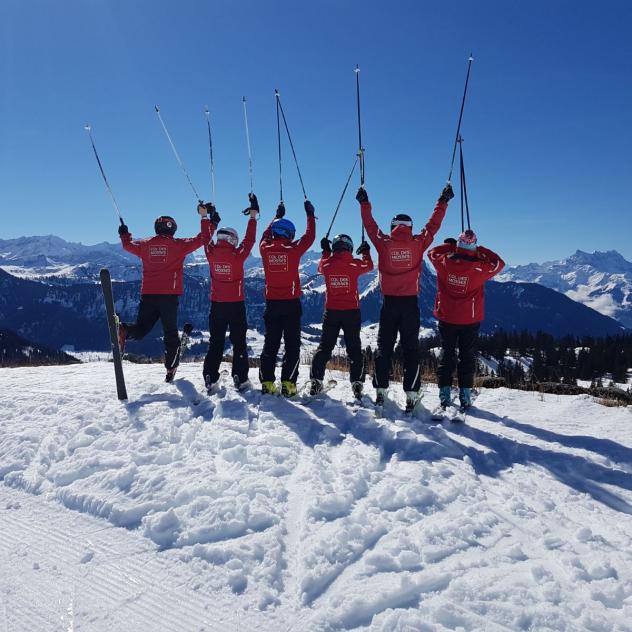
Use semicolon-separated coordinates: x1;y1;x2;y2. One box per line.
304;199;315;216
118;224;129;236
320;237;332;253
444;237;457;246
275;202;286;219
242;192;259;216
206;205;221;225
439;183;454;202
355;187;368;204
356;240;370;255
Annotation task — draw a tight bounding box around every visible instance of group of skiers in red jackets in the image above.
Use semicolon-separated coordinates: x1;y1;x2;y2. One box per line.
117;182;504;411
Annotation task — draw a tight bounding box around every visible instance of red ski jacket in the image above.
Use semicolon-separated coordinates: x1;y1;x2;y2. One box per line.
319;249;374;311
361;200;447;297
204;218;256;302
259;215;316;300
428;243;505;325
121;219;214;295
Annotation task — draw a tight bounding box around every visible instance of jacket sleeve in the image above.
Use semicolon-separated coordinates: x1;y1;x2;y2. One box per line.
475;245;505;279
318;251;331;274
180;218;215;256
427;242;454;264
237;218;257;261
358;250;374;273
260;221;274;253
418;199;448;251
120;232;142;257
295;214;316;255
360;201;386;253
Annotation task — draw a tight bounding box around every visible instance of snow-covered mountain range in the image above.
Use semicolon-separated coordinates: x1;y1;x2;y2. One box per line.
499;250;632;328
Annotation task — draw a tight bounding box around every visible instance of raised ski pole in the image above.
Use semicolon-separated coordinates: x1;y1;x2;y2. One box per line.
242;97;255;194
275;89;308;199
154;105;203;204
84;125;125;226
204;106;216;204
354;65;366;242
325;157;358;239
447;54;474;184
275;90;284;204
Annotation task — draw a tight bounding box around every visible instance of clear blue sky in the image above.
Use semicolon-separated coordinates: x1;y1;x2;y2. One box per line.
1;0;631;265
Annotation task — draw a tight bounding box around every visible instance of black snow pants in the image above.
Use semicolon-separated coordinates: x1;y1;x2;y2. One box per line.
259;299;302;384
124;294;180;370
374;295;421;392
310;309;364;383
437;321;481;388
203;301;250;385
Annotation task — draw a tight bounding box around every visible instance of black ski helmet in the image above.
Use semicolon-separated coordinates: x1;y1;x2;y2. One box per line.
155;216;177;236
391;213;413;231
332;233;354;253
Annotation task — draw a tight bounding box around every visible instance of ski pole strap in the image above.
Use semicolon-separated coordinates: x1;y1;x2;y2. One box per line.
276;91;308;199
447;55;474;183
275;91;283;203
154;105;202;204
325;156;358;238
84;125;124;223
242;97;254;193
205;107;216;204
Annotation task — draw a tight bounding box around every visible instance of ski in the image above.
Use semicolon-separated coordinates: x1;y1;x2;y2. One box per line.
99;268;128;400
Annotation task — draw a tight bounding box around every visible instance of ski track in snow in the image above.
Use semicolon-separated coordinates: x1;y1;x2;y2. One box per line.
1;362;632;631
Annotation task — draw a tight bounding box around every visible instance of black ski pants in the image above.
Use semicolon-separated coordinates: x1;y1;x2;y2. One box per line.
124;294;180;370
259;299;302;384
437;321;481;388
203;301;250;385
374;295;421;392
310;309;364;383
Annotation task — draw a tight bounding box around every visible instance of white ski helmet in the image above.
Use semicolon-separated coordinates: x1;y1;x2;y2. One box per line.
217;227;238;247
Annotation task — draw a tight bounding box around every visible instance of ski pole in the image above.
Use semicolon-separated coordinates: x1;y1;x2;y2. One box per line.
275;90;308;199
204;106;216;204
325;157;358;239
242;97;254;194
459;137;471;232
354;65;366;242
84;124;125;226
447;55;474;183
275;90;283;204
154;105;203;204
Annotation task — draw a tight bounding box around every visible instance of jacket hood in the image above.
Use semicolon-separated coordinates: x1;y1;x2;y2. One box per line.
390;224;413;241
331;250;353;261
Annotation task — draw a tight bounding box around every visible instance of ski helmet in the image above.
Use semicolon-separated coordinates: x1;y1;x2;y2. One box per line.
391;213;413;231
332;233;353;253
457;229;477;250
271;218;296;240
155;216;177;236
217;227;238;247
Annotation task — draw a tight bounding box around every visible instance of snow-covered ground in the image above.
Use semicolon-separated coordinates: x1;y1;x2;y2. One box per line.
1;361;632;631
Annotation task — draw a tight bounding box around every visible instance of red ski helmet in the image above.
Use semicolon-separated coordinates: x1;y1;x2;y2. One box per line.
155;216;177;236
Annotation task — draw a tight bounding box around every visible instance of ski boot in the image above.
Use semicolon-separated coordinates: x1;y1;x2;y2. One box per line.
233;374;250;391
281;381;297;398
261;381;277;395
205;374;219;395
117;320;127;354
375;387;387;407
459;387;472;411
431;386;453;420
405;390;422;414
351;381;363;400
165;367;177;383
308;379;323;397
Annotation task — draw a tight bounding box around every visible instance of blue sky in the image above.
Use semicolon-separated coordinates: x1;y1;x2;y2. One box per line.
1;0;631;265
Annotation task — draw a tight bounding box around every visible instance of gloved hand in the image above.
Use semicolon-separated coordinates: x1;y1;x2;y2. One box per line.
356;240;370;255
118;223;129;236
355;187;368;204
320;237;332;253
439;183;454;202
275;202;286;219
304;199;315;216
242;192;259;216
197;203;208;217
205;204;221;225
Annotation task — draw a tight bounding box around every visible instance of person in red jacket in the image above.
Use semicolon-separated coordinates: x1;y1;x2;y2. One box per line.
118;203;217;381
428;229;505;410
203;194;259;392
259;199;316;396
309;233;373;398
356;184;454;411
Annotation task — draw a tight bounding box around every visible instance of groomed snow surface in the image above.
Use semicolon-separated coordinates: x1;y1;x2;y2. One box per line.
1;362;632;631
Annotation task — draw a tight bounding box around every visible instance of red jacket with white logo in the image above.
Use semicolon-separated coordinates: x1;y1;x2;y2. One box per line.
204;218;256;302
428;243;505;325
259;215;316;300
361;200;447;297
121;219;214;295
319;249;374;310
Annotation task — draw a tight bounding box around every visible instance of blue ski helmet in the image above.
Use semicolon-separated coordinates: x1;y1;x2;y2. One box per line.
271;218;296;240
